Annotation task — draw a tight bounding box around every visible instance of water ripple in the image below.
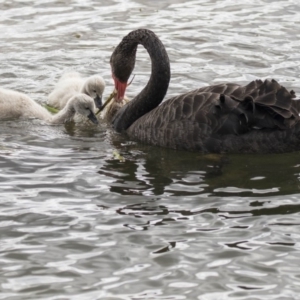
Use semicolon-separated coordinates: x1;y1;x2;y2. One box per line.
1;0;300;299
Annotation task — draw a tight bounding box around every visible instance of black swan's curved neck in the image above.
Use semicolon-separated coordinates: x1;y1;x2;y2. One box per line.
111;29;171;132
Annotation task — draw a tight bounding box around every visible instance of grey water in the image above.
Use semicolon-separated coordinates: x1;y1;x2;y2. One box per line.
1;0;300;299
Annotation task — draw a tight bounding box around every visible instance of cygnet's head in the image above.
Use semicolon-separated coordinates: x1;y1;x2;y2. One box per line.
69;94;99;124
82;75;106;109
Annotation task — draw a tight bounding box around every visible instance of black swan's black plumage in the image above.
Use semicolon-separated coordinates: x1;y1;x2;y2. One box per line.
110;29;300;153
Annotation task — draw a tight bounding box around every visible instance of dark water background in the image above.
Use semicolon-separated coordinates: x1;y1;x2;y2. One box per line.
1;0;300;299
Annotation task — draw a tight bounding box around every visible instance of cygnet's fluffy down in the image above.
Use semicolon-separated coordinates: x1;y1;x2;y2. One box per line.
101;95;130;123
0;88;98;125
47;72;106;110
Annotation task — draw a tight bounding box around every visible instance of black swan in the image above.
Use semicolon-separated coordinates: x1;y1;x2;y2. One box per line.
110;29;300;153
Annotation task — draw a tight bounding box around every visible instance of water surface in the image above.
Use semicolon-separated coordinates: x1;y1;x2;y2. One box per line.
1;0;300;299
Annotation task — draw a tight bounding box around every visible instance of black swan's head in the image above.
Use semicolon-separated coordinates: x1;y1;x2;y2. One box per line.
110;33;139;101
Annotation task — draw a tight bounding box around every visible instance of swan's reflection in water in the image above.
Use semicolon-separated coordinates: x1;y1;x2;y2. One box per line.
94;138;300;248
98;138;300;197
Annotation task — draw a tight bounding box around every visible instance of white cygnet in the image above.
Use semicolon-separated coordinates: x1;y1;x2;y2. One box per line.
101;94;130;123
0;88;98;125
47;72;106;110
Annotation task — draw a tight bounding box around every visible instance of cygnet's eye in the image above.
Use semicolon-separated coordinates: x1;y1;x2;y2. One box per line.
85;107;89;110
93;90;96;93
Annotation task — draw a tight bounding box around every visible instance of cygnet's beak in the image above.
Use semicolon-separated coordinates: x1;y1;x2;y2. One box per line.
88;111;99;125
94;95;102;109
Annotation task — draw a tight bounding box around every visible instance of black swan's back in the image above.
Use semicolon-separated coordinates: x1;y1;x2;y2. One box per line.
127;79;300;153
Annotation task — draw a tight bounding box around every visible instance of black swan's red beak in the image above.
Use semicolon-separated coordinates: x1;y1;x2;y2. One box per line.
113;75;127;101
